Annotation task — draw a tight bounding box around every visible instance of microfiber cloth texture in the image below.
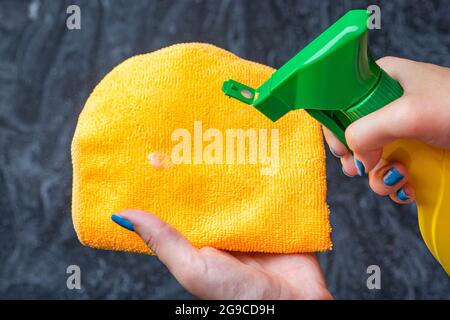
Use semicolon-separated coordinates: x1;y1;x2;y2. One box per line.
71;43;331;254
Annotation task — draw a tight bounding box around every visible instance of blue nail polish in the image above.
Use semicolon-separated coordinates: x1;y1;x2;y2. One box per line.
354;158;365;176
111;214;135;231
383;167;404;186
397;188;410;201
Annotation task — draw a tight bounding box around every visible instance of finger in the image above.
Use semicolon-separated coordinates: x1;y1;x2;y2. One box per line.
340;153;358;177
352;149;382;174
389;183;416;204
345;57;432;171
368;161;408;196
376;56;427;93
345;95;419;172
376;56;415;90
322;127;349;158
345;96;415;152
113;210;203;283
344;56;424;172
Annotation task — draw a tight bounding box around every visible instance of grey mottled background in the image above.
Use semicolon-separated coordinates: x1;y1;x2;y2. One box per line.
0;0;449;299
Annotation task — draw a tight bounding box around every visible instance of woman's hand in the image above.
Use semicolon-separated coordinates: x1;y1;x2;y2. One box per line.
112;210;332;300
324;57;450;204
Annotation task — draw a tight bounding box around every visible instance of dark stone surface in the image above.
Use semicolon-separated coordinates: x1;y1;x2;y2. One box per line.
0;0;449;299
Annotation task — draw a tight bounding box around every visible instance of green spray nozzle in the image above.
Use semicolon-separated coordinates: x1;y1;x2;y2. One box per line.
222;9;403;148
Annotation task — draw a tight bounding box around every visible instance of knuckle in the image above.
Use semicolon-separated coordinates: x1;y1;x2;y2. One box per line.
398;95;417;113
396;96;424;136
142;222;172;253
144;233;159;253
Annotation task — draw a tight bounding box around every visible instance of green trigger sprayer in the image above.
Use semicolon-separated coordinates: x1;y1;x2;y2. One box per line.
222;9;450;275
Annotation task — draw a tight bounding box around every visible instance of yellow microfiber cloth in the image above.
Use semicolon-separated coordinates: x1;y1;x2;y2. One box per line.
71;43;331;254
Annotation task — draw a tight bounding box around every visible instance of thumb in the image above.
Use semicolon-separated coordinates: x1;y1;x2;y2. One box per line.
345;96;417;171
111;210;202;283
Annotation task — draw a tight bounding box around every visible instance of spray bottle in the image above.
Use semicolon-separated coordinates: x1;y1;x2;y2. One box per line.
222;9;450;275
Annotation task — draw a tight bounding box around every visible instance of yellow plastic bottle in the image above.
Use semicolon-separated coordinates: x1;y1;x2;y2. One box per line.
384;141;450;275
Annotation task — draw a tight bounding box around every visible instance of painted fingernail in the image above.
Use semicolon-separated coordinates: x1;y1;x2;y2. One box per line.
330;147;342;158
383;167;404;186
111;214;135;231
354;158;365;176
397;188;410;201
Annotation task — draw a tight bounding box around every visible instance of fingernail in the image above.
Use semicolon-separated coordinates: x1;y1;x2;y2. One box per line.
397;188;410;201
383;167;404;186
354;158;365;176
111;214;135;231
330;147;342;158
